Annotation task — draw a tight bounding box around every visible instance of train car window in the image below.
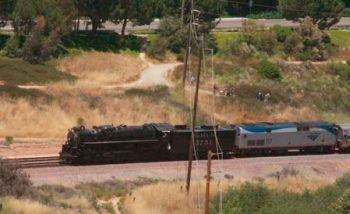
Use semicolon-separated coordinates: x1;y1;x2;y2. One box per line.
247;140;256;146
256;140;265;146
297;127;302;132
266;128;272;133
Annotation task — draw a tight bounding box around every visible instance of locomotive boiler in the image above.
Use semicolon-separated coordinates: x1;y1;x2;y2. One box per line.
60;123;174;164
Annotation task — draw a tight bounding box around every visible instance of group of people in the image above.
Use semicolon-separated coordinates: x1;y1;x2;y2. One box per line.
257;91;271;102
188;75;271;101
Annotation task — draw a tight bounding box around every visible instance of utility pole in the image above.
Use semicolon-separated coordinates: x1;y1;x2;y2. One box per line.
180;0;186;30
205;150;213;214
186;36;203;192
182;11;192;88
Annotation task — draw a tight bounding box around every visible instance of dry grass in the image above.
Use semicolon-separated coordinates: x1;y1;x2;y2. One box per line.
0;197;69;214
58;52;147;85
197;93;320;124
0;88;185;138
123;176;330;214
265;177;330;194
0;85;319;138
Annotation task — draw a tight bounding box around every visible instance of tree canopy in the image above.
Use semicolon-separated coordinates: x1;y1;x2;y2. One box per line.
278;0;345;29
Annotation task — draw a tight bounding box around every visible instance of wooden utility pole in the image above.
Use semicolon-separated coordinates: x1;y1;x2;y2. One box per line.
182;40;190;87
180;0;186;29
205;150;213;214
182;12;192;88
186;37;203;192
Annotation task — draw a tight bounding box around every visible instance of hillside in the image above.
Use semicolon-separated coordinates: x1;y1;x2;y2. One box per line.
0;45;349;140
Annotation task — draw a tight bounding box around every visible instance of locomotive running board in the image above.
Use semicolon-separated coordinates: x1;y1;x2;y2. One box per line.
83;139;160;145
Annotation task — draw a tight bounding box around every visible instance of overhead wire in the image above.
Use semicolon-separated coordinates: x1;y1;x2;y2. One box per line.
190;1;346;18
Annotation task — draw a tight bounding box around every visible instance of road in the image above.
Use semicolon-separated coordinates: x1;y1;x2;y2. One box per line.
1;18;350;33
97;18;350;33
26;154;350;186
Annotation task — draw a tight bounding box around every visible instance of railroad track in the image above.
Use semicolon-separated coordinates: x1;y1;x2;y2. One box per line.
3;156;62;168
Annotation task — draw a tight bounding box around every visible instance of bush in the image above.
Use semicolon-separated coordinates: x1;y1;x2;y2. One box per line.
257;59;282;81
3;35;23;58
254;30;278;54
283;17;332;61
271;25;293;43
331;188;350;213
0;158;34;198
211;183;272;214
327;63;350;82
225;40;257;58
146;37;167;60
22;17;60;63
76;117;85;126
156;16;217;55
239;20;278;55
5;136;13;146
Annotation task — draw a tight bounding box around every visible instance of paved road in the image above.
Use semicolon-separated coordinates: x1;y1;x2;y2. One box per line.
26;154;350;186
2;18;350;33
101;18;350;32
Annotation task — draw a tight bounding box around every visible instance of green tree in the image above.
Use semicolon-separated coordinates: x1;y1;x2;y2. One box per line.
13;0;74;36
12;0;75;62
278;0;345;30
283;17;332;61
73;0;117;32
111;0;160;38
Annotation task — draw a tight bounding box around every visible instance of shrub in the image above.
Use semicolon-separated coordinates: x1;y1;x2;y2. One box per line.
0;158;34;198
257;59;282;81
211;183;272;214
271;25;293;43
225;40;257;58
76;117;85;126
284;17;332;61
22;17;60;63
327;63;350;82
146;37;167;60
3;35;23;58
5;136;13;146
239;20;278;54
331;188;350;213
254;30;278;54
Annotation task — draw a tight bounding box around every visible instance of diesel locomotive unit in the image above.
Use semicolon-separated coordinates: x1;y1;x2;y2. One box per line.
59;121;350;165
235;121;338;156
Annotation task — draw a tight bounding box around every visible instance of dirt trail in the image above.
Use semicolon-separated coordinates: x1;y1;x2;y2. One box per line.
17;53;181;90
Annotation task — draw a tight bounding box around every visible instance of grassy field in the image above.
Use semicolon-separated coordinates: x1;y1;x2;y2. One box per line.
214;32;240;53
327;30;350;48
214;30;350;53
212;172;350;214
0;58;76;85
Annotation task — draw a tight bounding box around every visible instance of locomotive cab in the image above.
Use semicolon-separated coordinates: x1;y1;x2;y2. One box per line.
336;124;350;152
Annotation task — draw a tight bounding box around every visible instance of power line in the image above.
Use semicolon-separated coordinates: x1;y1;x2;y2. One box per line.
193;1;345;18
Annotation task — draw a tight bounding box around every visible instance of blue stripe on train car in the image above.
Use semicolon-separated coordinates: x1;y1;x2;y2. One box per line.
239;124;295;133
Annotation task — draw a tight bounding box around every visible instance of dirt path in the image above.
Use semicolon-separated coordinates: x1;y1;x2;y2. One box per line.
17;53;181;90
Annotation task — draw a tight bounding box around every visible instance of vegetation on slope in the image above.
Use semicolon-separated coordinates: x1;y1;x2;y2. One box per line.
211;172;350;214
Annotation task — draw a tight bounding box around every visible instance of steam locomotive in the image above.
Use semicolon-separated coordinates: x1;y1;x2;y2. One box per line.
59;121;350;165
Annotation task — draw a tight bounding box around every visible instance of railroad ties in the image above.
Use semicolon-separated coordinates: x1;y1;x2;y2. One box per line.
2;156;61;168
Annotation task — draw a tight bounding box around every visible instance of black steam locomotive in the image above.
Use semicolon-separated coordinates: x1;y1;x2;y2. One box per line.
60;123;235;164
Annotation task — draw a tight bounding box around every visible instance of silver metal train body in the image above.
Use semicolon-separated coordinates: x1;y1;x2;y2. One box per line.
234;122;339;155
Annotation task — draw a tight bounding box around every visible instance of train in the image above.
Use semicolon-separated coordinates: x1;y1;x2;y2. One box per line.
59;121;350;165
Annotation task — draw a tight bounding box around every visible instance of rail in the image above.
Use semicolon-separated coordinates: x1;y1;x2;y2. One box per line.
2;156;61;168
